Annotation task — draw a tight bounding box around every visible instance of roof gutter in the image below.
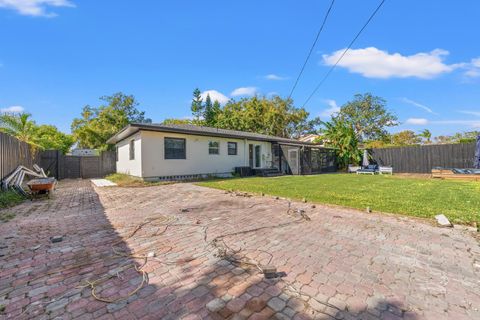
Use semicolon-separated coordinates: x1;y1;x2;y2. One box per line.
106;123;322;147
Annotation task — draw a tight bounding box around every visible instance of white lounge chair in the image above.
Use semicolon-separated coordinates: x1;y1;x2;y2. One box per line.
378;166;393;175
347;165;361;173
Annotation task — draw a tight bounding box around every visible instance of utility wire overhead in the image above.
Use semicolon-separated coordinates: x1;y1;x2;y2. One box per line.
301;0;387;108
287;0;336;100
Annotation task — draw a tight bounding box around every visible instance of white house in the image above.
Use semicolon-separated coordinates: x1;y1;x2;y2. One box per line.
107;123;336;180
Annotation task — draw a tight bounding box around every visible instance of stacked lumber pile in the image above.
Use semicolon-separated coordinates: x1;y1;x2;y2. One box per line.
431;167;480;181
1;164;47;195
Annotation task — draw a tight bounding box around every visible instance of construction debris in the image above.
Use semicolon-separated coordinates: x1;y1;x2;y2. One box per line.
91;179;117;187
30;244;42;251
435;214;453;227
1;165;48;196
50;236;63;243
262;265;278;279
225;190;252;198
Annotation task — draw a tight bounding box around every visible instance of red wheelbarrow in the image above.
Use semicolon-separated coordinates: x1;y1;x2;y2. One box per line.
27;178;57;199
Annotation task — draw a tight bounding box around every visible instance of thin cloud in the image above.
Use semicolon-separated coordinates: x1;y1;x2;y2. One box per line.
459;110;480;117
0;0;75;17
264;74;288;81
320;99;340;118
200;90;229;105
230;87;257;97
405;117;480;128
0;105;24;113
401;98;437;115
405;118;429;125
464;57;480;78
322;47;462;79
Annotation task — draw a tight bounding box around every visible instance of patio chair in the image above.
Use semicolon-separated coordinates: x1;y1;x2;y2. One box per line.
356;164;378;175
378;166;393;175
347;164;361;173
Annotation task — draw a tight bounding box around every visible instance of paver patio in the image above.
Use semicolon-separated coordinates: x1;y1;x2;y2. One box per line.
0;180;479;319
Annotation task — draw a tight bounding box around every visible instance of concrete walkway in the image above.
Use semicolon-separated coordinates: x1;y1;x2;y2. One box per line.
0;180;479;319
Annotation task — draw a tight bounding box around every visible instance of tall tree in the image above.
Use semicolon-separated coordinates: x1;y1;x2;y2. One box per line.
190;88;204;121
0;113;38;146
204;96;221;126
34;125;75;154
321;117;361;167
215;95;320;138
419;129;432;144
338;93;398;141
0;112;74;152
203;94;214;126
71;92;151;150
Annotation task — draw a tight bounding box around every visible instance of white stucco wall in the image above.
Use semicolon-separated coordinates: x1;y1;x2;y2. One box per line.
139;130;272;178
116;132;142;177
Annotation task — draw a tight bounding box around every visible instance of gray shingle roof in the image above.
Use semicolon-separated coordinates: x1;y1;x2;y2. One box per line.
107;123;319;146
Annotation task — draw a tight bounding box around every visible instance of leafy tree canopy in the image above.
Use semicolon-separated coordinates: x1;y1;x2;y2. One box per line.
320;93;397;166
0;112;38;146
35;125;75;154
162;118;193;125
321;117;361;167
71;92;151;150
446;131;479;144
0;112;74;153
165;89;321;139
391;130;422;146
337;93;398;141
216;95;320;138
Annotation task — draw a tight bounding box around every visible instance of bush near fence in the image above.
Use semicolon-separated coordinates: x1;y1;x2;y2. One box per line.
370;143;476;173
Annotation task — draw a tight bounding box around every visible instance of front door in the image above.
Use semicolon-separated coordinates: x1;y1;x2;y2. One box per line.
288;149;299;174
249;144;254;168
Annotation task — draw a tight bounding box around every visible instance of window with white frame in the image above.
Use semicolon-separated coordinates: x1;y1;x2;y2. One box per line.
164;137;186;159
227;142;237;155
208;141;220;155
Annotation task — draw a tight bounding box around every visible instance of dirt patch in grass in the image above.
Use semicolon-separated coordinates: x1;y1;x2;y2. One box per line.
105;173;171;187
106;173;228;188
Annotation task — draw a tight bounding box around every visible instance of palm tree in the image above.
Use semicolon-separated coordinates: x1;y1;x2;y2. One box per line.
419;129;432;144
0;112;39;147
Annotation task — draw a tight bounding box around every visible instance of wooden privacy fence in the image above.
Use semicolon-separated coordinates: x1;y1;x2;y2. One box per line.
0;132;40;180
370;143;476;173
1;132;116;181
40;150;116;179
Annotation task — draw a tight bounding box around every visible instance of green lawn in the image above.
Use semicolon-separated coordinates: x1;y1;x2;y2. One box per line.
198;174;480;225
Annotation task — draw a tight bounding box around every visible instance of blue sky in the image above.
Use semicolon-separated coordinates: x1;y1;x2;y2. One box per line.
0;0;479;136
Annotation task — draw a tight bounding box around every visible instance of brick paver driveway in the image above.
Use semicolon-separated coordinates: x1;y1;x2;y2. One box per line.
1;180;479;320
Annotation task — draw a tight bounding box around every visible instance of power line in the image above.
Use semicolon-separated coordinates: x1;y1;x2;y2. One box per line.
287;0;336;100
301;0;387;108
